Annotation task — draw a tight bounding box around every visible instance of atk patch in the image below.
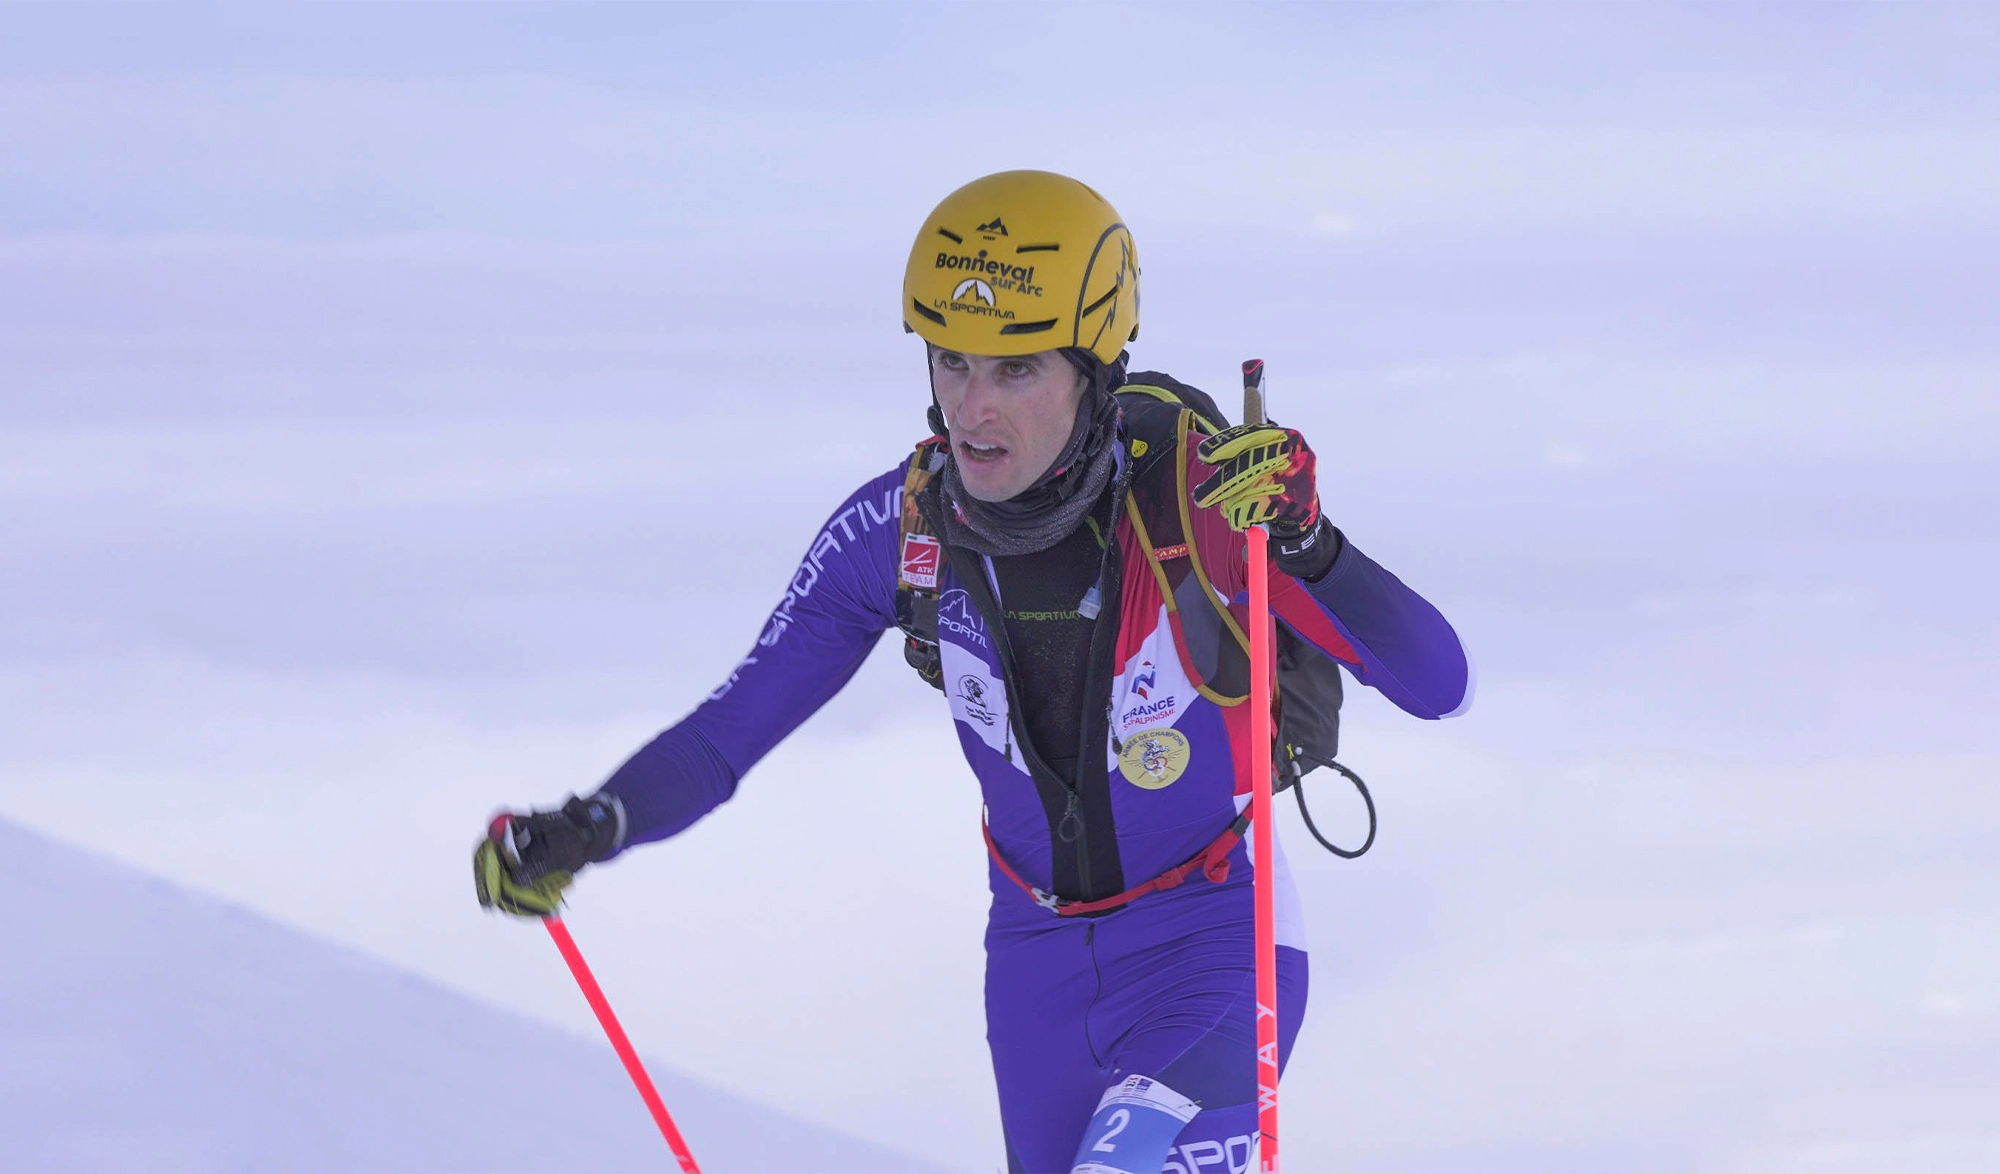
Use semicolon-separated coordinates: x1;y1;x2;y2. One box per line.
900;532;941;589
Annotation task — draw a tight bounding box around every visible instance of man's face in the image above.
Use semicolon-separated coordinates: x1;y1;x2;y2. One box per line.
930;347;1089;502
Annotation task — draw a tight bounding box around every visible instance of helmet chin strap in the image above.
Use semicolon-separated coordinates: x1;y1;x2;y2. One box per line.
925;350;949;438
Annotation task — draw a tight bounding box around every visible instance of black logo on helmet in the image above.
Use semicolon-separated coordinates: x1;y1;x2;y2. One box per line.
934;249;1042;303
1078;232;1135;353
976;216;1009;237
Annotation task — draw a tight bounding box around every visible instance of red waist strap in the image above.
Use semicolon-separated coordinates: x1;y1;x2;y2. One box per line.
982;812;1253;917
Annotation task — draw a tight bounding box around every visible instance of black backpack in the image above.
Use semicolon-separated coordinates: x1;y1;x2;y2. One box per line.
895;373;1375;857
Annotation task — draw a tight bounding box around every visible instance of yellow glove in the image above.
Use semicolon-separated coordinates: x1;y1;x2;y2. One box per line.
473;834;573;918
471;796;622;918
1192;422;1321;533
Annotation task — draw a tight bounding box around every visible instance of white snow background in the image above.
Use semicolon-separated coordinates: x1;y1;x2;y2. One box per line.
0;816;928;1172
3;3;1997;1171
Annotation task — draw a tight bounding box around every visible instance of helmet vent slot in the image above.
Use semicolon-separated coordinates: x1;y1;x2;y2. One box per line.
910;299;946;326
936;227;964;244
999;319;1057;335
1016;243;1061;254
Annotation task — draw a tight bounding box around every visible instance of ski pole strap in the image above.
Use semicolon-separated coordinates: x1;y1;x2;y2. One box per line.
982;813;1253;917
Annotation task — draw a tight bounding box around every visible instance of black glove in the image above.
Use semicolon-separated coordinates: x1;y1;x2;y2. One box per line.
472;793;625;918
1271;516;1342;583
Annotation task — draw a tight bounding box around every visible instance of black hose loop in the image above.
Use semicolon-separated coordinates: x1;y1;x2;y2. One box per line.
1288;751;1376;859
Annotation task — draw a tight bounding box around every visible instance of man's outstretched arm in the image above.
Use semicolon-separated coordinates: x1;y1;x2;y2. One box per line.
594;466;907;849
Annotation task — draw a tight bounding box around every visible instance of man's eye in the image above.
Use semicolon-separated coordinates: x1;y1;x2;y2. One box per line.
1002;362;1032;378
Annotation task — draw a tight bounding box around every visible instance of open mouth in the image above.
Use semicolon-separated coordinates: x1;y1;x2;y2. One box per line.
957;439;1009;464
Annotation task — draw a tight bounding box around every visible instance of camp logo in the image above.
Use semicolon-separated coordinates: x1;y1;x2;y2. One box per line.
899;532;940;589
976;216;1009;237
1119;659;1178;733
950;278;996;307
956;674;996;726
1118;728;1190;790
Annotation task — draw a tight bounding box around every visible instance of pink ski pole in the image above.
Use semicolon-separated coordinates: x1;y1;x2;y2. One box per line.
543;915;704;1174
1242;358;1282;1171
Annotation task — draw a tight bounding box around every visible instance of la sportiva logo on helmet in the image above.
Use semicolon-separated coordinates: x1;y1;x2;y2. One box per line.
951;278;995;307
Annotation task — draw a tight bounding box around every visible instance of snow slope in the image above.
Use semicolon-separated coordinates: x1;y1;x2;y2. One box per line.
0;817;926;1174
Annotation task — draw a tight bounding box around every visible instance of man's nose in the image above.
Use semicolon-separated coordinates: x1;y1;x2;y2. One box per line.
954;367;1001;428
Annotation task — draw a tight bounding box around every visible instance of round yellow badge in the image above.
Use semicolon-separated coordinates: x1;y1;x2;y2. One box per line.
1118;728;1191;790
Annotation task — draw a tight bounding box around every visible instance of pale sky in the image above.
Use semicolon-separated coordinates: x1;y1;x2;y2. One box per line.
4;4;1998;1170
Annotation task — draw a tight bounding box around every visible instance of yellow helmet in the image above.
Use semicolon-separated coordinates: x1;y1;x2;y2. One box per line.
903;170;1139;366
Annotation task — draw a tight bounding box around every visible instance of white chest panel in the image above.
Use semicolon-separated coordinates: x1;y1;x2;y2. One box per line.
1104;601;1196;767
935;589;1022;771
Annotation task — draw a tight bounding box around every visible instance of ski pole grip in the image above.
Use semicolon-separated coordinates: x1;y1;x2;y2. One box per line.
1241;358;1266;425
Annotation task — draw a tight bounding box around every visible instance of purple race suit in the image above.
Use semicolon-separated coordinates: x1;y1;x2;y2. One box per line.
599;431;1471;1172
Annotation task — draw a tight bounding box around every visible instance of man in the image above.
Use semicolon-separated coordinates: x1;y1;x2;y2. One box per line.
475;171;1471;1173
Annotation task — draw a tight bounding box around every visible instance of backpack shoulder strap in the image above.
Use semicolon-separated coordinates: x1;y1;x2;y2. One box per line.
895;438;949;690
1122;371;1231;433
896;438;946;590
1113;375;1249;663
